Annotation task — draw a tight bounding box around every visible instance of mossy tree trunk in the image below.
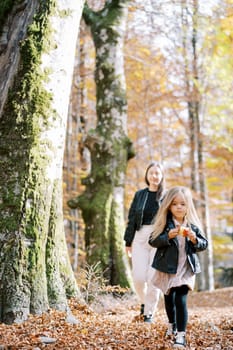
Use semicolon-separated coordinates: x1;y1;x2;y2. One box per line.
0;0;84;324
68;0;134;287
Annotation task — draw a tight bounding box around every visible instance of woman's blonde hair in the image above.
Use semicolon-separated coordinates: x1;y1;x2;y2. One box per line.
151;186;203;239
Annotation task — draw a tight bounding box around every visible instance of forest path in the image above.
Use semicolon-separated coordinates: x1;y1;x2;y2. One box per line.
0;287;232;349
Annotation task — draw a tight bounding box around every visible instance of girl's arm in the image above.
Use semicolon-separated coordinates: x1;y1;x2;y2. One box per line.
149;226;178;248
189;226;208;252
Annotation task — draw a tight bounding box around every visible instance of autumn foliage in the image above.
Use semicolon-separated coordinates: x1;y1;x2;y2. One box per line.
0;287;232;349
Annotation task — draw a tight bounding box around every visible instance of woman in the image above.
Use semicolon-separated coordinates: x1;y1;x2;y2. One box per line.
124;161;165;323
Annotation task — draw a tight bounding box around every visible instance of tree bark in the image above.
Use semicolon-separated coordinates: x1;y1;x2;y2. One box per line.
0;0;84;324
68;0;134;287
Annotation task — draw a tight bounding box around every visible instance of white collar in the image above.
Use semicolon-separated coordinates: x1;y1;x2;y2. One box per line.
173;216;188;227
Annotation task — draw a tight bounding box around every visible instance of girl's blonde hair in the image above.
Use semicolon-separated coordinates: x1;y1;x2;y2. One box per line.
151;186;203;239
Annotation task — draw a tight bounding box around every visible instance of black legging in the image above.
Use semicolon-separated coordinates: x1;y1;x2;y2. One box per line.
164;285;189;332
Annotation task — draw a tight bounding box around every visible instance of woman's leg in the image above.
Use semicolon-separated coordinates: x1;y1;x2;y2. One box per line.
131;229;148;305
144;245;161;317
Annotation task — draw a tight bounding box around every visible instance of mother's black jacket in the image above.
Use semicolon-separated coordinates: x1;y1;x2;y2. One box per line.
124;188;164;247
124;188;150;247
148;218;208;274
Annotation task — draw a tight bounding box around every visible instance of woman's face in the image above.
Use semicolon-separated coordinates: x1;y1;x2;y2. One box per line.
169;193;187;222
147;165;163;189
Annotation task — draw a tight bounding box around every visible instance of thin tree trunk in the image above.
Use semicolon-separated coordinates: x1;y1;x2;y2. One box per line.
198;137;215;291
181;0;214;290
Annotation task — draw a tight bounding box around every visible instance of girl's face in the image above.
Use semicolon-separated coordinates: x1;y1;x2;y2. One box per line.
147;165;163;190
169;193;187;223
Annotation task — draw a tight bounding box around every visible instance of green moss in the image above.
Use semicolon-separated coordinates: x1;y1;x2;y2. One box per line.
77;0;133;288
0;1;60;247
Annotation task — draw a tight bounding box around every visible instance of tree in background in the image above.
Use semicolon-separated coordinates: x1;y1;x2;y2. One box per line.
201;0;233;286
63;0;232;290
202;0;233;233
63;21;90;273
124;0;232;289
0;0;84;324
179;0;214;290
68;0;134;288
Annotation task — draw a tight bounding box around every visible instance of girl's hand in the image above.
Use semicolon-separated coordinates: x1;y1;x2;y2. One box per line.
168;227;179;239
125;246;132;258
187;230;197;244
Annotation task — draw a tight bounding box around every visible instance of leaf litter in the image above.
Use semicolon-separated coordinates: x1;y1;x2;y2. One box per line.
0;287;232;349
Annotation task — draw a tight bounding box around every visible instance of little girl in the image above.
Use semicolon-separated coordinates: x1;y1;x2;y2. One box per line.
149;186;208;348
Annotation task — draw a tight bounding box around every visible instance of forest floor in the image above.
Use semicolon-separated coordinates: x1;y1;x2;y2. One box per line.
0;287;232;349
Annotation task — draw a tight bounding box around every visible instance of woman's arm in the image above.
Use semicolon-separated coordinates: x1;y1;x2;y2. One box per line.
123;192;138;246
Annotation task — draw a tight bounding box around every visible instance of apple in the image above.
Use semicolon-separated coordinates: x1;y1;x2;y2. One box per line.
179;226;189;237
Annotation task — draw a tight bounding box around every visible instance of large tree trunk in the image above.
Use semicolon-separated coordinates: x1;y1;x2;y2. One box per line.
0;0;84;324
68;0;134;287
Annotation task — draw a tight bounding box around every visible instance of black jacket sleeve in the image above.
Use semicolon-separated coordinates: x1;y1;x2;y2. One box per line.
190;225;208;252
149;225;171;248
123;192;138;247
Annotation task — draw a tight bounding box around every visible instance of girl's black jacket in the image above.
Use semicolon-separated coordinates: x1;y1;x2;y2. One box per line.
124;188;162;247
148;217;208;274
